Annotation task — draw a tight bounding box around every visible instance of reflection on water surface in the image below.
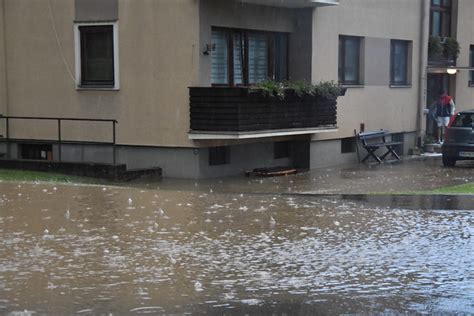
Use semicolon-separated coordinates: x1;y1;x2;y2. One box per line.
0;181;473;315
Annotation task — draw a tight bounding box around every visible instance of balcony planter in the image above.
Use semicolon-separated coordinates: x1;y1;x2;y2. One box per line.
189;86;341;133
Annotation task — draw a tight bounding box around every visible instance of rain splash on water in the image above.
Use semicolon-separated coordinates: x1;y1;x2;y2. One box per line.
0;177;473;314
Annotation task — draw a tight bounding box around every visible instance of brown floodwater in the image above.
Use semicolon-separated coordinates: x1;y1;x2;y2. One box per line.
0;176;473;314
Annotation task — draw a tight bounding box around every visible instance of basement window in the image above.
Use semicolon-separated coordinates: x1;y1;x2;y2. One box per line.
341;137;356;153
209;146;230;166
20;144;53;160
274;141;290;159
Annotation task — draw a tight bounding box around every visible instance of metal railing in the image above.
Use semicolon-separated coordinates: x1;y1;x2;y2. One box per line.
0;115;118;164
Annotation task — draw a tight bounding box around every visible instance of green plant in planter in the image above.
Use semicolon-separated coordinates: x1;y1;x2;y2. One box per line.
428;36;443;57
423;134;436;145
311;81;343;100
254;80;286;98
285;80;313;97
444;37;460;59
254;80;342;100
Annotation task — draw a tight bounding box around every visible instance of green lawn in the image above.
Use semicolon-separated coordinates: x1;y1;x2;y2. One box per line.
374;182;474;195
0;168;102;184
429;182;474;194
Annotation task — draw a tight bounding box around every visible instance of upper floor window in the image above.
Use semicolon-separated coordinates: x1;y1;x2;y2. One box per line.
470;45;474;86
75;23;119;89
211;28;288;86
339;35;362;85
430;0;451;37
391;40;410;86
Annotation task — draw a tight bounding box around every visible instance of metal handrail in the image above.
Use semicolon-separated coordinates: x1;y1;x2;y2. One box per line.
0;115;118;164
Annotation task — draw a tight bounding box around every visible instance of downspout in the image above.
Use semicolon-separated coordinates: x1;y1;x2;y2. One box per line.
0;0;8;116
416;0;430;147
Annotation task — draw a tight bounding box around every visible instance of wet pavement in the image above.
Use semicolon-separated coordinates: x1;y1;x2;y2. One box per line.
0;157;474;315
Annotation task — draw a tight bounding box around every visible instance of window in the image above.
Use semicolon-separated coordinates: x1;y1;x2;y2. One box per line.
20;144;53;160
470;45;474;86
274;141;290;159
391;40;410;86
430;0;451;37
209;147;230;166
341;137;356;153
211;28;288;86
391;133;404;156
75;23;119;89
211;29;229;85
339;36;362;85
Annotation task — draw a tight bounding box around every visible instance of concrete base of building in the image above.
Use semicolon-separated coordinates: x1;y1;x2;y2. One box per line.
309;131;417;169
0;158;163;180
0;132;417;179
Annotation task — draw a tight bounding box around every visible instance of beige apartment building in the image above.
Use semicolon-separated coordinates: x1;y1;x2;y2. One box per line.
0;0;472;178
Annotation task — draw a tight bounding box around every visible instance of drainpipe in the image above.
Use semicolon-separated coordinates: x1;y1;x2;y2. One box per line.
416;0;430;147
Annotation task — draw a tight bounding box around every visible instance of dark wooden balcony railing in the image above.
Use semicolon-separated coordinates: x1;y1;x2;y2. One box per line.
189;87;338;133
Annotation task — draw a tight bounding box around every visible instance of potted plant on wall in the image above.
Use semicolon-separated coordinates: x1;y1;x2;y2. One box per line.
428;36;443;58
443;37;461;61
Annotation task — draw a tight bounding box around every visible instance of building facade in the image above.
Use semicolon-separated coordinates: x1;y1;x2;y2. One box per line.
0;0;472;178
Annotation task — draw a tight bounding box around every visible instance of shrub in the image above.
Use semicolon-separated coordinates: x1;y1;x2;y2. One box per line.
428;36;443;57
253;80;343;100
444;37;460;59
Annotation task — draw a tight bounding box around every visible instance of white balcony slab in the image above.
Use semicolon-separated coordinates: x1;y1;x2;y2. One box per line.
236;0;339;8
189;126;338;140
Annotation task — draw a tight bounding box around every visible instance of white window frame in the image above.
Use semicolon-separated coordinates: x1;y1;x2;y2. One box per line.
74;21;120;90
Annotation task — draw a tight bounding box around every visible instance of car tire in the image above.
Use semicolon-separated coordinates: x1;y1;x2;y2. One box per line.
442;155;456;167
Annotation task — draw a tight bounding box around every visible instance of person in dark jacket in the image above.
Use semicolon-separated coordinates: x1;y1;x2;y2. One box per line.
435;89;456;143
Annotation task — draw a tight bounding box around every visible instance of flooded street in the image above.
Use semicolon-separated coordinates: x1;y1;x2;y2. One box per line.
1;163;474;315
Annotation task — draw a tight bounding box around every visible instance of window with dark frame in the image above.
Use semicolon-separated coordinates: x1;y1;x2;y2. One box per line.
274;141;290;159
79;25;114;87
341;137;356;154
209;146;230;166
391;40;410;86
430;0;451;37
211;27;288;86
20;144;53;161
470;45;474;86
338;36;361;85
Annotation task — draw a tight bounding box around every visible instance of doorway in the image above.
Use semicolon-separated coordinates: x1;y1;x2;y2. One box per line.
426;73;450;141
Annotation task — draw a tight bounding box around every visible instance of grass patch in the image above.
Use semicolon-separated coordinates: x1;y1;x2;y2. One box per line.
429;183;474;194
0;168;103;184
373;182;474;195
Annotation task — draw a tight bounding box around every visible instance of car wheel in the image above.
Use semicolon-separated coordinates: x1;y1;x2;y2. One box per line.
442;155;456;167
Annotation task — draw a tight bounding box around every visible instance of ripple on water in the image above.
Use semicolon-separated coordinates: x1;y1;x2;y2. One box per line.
0;182;473;314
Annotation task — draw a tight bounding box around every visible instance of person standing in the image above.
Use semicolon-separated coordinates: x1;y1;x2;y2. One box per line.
435;89;456;143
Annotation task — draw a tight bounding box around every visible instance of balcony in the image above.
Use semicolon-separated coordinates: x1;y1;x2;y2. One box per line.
189;87;338;140
236;0;339;8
